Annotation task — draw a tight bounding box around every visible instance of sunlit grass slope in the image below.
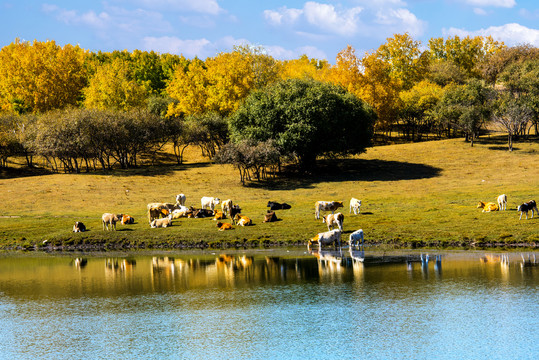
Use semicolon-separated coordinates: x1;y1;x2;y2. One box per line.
0;135;537;249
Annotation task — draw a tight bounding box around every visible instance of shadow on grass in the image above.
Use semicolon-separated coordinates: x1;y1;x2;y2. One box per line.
245;158;442;190
0;166;52;179
0;160;212;179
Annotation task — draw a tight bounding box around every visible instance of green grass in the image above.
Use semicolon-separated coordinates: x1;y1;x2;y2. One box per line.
0;135;538;250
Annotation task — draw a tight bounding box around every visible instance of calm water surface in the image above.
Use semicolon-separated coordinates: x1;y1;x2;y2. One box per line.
0;249;537;359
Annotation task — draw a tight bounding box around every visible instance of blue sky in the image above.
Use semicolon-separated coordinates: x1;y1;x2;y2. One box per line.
1;1;538;63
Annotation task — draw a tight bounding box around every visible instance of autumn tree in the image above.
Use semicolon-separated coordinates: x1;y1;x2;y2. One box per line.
0;39;88;113
481;44;538;85
327;45;362;96
167;46;278;117
279;55;330;81
428;35;504;79
356;51;401;134
0;113;22;167
83;58;149;111
377;33;428;91
399;80;443;140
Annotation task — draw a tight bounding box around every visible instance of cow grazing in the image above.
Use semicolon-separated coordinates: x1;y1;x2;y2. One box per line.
314;201;344;220
221;199;233;216
234;214;252;226
497;194;507;211
151;214;172;228
349;198;362;215
176;194;186;206
349;229;364;248
263;211;278;223
73;221;86;233
477;201;499;212
267;201;292;210
201;197;220;211
323;212;344;231
102;213;121;231
229;205;242;223
216;222;233;231
121;214;135;225
518;200;538;220
171;205;191;219
307;229;341;250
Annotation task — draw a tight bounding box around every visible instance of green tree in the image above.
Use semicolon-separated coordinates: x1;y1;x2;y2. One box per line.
399;80;443;140
228;79;376;170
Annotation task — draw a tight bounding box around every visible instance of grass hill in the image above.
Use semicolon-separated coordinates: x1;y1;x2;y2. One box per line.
0;135;538;250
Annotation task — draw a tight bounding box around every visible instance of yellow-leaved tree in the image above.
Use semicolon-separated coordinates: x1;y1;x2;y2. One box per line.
278;55;330;81
0;39;88;113
357;51;401;134
166;46;279;118
428;35;505;78
83;58;149;111
327;45;363;96
377;33;428;91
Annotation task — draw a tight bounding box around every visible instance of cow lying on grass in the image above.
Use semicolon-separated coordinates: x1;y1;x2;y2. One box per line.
267;201;291;210
151;214;172;228
216;222;233;231
263;211;278;223
73;221;86;232
477;201;499;212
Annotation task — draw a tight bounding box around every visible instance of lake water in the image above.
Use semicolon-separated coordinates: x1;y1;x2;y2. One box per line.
0;249;537;359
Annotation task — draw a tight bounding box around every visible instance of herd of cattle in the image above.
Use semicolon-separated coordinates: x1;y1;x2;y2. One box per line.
477;194;538;220
70;192;536;248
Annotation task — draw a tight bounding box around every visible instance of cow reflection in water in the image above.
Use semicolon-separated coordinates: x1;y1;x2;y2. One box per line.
105;258;136;273
309;249;345;276
73;257;88;269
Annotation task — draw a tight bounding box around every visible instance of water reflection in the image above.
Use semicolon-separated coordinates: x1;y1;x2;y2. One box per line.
0;250;537;359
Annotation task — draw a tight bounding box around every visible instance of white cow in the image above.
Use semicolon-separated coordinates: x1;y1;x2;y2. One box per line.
201;197;220;211
221;199;233;216
497;194;507;211
323;212;344;231
151;214;172;228
176;194;186;206
349;197;362;215
171;206;191;219
307;229;341;250
349;229;364;248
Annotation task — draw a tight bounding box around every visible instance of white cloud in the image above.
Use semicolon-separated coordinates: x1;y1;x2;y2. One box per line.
461;0;515;8
135;0;222;15
143;36;212;57
473;8;488;15
304;2;362;36
444;23;539;47
264;7;302;26
264;2;362;36
43;3;172;33
375;8;426;36
264;44;327;60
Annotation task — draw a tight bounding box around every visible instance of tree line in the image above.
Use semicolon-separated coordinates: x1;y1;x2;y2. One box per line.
0;35;538;177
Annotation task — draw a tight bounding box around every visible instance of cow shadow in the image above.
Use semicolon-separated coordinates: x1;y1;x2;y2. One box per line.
246;158;442;190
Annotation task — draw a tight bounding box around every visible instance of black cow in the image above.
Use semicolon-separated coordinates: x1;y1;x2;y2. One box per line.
229;205;242;224
518;200;538;220
267;201;292;210
263;211;278;223
73;221;86;232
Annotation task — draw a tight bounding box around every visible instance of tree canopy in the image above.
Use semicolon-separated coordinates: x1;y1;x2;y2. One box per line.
228;78;376;169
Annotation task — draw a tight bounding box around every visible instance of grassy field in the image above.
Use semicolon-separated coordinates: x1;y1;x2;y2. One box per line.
0;134;538;250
